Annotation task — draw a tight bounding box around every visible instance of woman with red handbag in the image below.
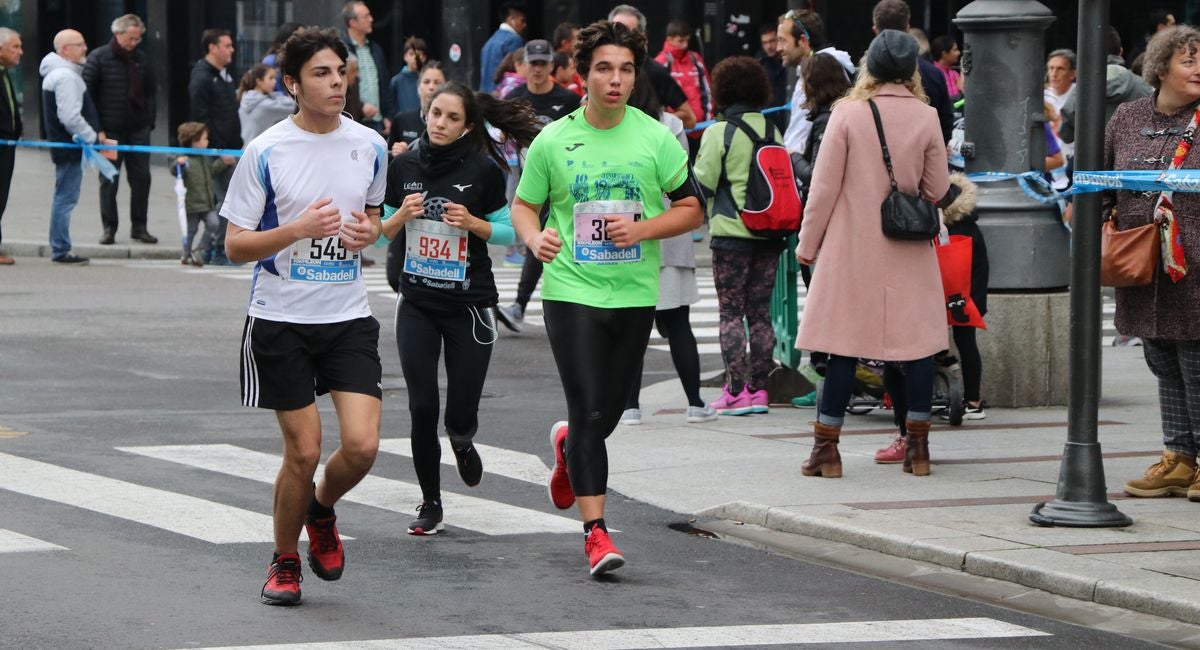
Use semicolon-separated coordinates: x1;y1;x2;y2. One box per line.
1106;26;1200;501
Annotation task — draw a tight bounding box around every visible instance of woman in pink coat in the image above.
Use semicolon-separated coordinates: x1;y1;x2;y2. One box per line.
794;30;950;479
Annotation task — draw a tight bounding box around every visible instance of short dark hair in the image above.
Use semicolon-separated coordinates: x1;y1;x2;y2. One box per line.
872;0;911;32
666;19;690;38
500;1;526;21
1148;9;1172;33
267;22;303;56
930;35;956;62
760;23;777;37
201;28;231;52
574;20;646;78
553;21;578;50
801;52;852;111
279;27;349;92
711;55;770;110
1105;26;1122;57
552;51;571;73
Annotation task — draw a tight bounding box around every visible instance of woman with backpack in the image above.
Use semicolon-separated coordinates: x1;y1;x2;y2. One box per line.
794;30;951;479
694;56;788;416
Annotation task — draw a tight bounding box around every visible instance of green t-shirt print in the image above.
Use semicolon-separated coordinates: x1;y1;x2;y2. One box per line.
517;106;689;309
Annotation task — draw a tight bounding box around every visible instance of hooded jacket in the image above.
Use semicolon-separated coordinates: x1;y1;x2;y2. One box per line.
655;41;713;130
238;89;295;145
941;172;988;316
40;51;99;164
1058;55;1153;144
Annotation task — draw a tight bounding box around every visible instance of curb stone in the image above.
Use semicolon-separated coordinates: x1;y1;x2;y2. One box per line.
698;499;1200;626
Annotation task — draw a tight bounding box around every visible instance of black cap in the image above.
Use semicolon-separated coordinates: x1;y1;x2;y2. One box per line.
525;39;553;63
867;29;919;83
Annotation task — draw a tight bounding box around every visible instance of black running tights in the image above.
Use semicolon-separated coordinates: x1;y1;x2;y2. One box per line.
625;306;704;409
396;298;496;502
543;300;655;497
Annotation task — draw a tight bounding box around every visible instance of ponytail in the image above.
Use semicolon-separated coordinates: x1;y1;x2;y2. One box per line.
431;81;543;170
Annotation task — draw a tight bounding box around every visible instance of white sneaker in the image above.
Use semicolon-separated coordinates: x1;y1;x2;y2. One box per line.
619;408;642;425
686;405;718;423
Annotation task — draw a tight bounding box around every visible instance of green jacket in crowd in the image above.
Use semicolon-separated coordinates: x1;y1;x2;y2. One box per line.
694;105;785;242
175;155;228;215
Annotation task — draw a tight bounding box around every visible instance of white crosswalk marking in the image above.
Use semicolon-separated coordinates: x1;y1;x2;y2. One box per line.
186;617;1049;649
119;444;580;535
378;438;548;486
0;528;67;554
0;451;281;544
130;259;1123;350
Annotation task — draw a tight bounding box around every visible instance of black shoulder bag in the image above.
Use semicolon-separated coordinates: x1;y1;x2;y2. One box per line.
868;99;940;240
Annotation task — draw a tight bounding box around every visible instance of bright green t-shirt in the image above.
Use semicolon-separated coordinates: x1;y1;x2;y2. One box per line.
516;105;689;308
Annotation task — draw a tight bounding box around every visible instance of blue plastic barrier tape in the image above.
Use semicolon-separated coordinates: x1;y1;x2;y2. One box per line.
1069;169;1200;193
966;170;1064;206
0;138;243;158
685;104;789;134
73;135;119;181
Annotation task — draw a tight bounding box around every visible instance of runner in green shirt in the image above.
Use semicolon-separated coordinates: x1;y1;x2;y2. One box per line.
511;19;704;577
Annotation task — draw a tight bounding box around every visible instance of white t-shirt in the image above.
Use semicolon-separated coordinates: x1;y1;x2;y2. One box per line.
221;115;387;324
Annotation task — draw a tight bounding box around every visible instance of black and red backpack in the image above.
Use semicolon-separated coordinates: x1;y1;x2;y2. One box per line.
715;115;803;238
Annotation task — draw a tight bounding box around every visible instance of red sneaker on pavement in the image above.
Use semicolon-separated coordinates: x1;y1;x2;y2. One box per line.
585;527;625;576
261;553;303;606
548;421;575;509
874;434;906;464
305;514;344;581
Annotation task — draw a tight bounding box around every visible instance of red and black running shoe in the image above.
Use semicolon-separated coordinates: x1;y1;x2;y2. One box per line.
305;513;344;581
585;527;625;576
261;553;303;606
547;420;574;509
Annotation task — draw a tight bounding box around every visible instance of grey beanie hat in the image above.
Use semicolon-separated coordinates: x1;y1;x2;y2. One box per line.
867;29;919;83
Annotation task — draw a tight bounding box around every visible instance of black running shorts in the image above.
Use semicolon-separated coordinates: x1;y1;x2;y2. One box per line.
240;315;383;411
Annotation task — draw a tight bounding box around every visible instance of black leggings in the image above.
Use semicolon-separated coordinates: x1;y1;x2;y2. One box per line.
952;325;982;403
395;297;497;502
543;300;655;497
626;306;704;409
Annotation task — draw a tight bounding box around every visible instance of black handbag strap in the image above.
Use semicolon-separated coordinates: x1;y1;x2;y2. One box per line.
868;99;899;191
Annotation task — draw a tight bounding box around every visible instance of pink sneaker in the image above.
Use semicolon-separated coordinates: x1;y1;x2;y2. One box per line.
709;385;754;416
747;387;769;414
874;434;906;464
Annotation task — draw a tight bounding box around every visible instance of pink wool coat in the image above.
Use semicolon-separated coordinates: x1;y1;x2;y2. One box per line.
796;84;951;361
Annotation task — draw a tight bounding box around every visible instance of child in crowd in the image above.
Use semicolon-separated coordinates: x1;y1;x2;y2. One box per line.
174;122;227;266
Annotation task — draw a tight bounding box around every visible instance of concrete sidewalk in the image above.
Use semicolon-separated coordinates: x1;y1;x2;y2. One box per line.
612;345;1200;626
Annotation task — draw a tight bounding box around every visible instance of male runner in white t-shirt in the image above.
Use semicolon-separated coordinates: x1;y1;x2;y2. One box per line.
220;27;386;606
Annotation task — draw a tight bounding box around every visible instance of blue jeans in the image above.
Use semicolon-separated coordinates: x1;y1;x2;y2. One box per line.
818;355;935;428
50;160;82;259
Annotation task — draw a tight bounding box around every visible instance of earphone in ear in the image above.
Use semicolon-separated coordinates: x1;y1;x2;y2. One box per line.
291;85;298;95
456;128;472;140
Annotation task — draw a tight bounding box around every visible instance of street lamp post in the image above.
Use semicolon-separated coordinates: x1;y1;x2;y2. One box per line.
1029;0;1131;528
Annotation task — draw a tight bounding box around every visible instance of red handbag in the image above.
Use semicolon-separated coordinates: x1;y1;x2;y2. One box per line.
936;234;986;329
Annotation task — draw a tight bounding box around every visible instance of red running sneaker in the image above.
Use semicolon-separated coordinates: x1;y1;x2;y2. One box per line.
261;553;303;606
874;434;907;464
585;527;625;576
548;420;574;509
305;514;344;581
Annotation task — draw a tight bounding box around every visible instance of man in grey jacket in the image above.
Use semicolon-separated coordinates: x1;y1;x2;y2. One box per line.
41;29;109;265
1058;26;1153;145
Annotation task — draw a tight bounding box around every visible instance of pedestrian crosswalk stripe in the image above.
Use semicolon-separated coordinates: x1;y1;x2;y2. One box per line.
119;444;580;535
0;528;67;554
378;438;548;486
186;617;1049;649
0;451;281;544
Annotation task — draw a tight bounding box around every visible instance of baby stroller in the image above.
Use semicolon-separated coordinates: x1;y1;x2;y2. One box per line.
826;353;966;426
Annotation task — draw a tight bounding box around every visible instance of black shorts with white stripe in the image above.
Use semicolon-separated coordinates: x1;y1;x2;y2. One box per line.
240;315;383;410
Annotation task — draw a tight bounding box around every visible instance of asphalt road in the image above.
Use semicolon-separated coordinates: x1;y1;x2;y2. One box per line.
0;258;1166;649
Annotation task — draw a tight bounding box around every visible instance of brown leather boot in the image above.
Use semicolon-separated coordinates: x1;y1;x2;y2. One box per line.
903;419;931;476
801;422;842;478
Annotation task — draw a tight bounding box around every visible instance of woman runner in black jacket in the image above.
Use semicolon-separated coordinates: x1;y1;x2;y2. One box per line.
380;81;540;535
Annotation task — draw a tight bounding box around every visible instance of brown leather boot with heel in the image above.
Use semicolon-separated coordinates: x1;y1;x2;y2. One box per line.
801;422;843;478
903;419;931;476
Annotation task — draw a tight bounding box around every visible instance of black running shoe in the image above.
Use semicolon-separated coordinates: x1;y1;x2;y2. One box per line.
407;501;444;535
450;438;483;487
